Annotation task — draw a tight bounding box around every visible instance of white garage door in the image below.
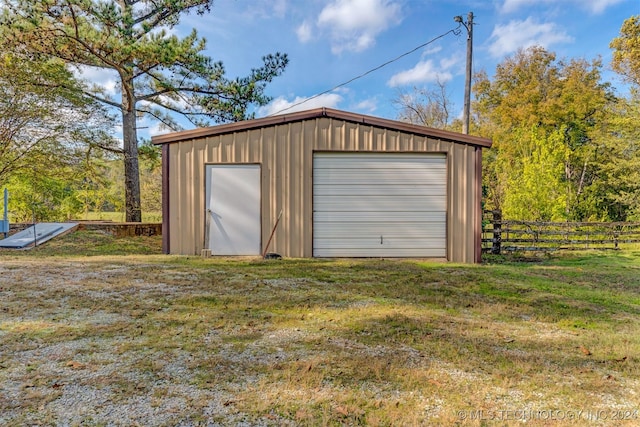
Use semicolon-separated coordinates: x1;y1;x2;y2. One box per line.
313;153;446;257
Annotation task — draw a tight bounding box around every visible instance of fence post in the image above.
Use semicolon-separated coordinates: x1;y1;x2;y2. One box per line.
492;210;502;255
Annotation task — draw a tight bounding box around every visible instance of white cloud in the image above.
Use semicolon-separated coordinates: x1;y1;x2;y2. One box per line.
271;0;288;18
240;0;289;19
258;93;343;116
353;98;378;113
422;45;443;56
500;0;625;14
439;54;461;71
316;0;403;54
73;65;119;95
501;0;537;13
584;0;626;13
148;121;170;137
488;17;573;58
296;20;313;43
387;60;453;87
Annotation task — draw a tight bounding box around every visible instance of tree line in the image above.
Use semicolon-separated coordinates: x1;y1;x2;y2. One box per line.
395;16;640;222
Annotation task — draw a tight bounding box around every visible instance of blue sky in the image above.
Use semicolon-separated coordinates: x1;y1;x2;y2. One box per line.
173;0;637;132
81;0;638;136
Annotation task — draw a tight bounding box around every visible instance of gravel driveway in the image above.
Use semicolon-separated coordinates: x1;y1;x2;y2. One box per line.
0;257;297;426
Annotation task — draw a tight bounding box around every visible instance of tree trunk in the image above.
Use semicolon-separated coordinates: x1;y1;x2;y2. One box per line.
122;107;142;222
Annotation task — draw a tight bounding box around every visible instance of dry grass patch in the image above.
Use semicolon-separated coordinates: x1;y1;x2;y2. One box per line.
0;233;639;425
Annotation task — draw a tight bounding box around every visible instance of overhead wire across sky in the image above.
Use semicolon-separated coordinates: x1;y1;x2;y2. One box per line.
266;23;464;117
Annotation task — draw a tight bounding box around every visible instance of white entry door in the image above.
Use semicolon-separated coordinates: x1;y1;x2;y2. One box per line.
206;164;261;255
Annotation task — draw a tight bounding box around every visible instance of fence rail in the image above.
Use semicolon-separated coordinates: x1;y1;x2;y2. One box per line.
482;210;640;253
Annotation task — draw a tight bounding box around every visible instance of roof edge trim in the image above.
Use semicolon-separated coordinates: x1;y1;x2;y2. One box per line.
151;107;492;148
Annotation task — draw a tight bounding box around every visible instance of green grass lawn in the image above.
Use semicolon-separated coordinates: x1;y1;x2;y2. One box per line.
1;232;639;425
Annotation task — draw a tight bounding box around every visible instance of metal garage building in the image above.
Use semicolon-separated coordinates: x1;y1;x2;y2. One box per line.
152;108;492;263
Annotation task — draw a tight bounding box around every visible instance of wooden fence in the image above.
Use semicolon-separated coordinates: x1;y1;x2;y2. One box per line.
482;210;640;254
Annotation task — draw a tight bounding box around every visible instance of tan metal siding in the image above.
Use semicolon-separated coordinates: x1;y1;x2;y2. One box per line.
171;140;199;255
447;143;477;263
166;116;482;262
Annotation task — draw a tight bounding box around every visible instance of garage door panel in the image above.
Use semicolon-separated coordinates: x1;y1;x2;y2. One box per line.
314;196;447;212
313;211;446;222
313;153;446;258
313;222;447;239
314;184;446;196
314;237;445;248
314;153;446;167
314;169;445;185
314;247;447;257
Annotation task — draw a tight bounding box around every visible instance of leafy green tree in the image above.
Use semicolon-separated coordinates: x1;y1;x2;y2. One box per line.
501;127;568;221
474;47;560;134
0;50;115;188
592;94;640;220
76;149;123;219
474;46;612;220
2;0;288;222
602;15;640;220
0;43;120;221
610;15;640;87
5;169;84;222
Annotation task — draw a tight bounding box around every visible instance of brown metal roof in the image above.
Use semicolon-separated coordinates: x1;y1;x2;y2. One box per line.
151;107;492;148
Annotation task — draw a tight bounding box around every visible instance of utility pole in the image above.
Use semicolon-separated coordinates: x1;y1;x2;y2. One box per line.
454;12;473;134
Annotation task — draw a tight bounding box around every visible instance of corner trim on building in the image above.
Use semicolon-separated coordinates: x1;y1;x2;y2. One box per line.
162;143;170;254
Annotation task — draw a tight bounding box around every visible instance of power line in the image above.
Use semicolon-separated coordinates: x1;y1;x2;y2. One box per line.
267;24;463;117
